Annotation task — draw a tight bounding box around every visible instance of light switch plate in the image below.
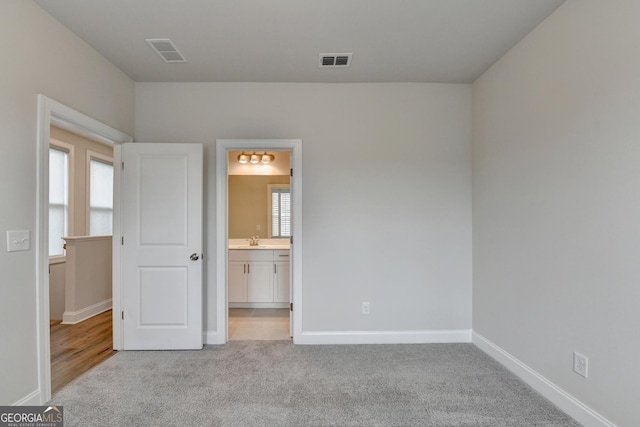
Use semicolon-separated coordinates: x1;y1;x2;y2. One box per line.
7;230;30;252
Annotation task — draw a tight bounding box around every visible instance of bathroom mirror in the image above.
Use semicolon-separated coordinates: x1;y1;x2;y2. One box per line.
228;175;290;238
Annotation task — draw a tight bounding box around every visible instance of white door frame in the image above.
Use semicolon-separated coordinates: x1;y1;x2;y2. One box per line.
36;95;132;403
215;139;302;344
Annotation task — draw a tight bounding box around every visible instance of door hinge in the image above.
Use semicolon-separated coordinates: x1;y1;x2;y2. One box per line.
290;303;293;311
290;236;293;245
290;168;293;177
121;236;124;245
121;311;124;320
121;162;124;170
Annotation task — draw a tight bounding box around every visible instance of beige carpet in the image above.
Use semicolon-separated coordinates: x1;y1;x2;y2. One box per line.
50;341;580;426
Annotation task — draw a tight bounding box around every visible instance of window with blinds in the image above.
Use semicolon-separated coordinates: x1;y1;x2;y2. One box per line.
49;147;69;257
89;159;114;236
271;187;291;238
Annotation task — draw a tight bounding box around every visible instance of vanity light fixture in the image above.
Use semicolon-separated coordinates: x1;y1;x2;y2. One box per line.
261;152;275;164
237;151;275;165
237;152;249;164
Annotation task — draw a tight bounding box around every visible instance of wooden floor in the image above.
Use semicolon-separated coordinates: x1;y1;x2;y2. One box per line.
50;310;115;395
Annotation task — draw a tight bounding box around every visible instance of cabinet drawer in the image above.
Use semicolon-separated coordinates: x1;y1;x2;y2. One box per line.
228;249;273;262
273;250;290;260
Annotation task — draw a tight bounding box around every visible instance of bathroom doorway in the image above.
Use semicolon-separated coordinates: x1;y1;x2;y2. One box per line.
226;148;291;340
215;139;302;344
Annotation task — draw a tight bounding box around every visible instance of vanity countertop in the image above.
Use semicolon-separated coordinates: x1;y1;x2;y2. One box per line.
228;239;290;250
228;244;289;250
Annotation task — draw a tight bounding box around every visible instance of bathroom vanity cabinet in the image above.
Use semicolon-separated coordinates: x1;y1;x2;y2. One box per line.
273;250;290;303
228;249;290;306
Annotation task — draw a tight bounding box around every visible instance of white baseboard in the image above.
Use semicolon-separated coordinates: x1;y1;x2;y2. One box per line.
61;299;112;324
472;332;616;427
300;329;472;345
203;330;219;345
13;389;40;406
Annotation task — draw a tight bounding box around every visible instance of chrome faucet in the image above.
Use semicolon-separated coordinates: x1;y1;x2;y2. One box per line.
249;235;260;246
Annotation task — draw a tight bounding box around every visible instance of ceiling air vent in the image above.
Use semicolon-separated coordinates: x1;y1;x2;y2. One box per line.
319;53;352;68
145;38;186;63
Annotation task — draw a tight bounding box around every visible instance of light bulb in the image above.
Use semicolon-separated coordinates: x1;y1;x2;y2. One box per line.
250;152;260;164
238;152;248;164
261;153;271;164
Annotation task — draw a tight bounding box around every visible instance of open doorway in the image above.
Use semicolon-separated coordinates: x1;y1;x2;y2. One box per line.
48;125;115;394
215;139;302;345
226;149;291;340
36;95;132;404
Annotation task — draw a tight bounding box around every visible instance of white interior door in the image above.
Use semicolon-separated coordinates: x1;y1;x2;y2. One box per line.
122;143;203;350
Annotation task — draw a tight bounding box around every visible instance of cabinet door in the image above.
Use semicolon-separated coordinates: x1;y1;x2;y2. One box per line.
228;262;247;302
274;261;290;303
247;262;273;302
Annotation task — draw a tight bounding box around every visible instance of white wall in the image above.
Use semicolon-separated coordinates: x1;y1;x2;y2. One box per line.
472;1;640;425
135;83;472;336
0;0;134;405
49;261;66;320
62;236;112;324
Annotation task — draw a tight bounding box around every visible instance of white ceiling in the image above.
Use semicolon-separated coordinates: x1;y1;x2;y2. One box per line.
34;0;565;84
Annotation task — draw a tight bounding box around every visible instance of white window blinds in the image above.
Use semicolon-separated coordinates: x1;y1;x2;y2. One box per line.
49;148;69;256
89;159;113;235
271;188;291;238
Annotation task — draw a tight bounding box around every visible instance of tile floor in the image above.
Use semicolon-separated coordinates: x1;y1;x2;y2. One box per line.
228;308;291;340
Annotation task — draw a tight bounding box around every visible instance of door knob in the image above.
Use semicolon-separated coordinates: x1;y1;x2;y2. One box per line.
190;253;200;261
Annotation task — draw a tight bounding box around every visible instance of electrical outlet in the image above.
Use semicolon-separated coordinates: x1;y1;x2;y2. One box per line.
362;302;370;315
256;224;261;231
573;352;588;378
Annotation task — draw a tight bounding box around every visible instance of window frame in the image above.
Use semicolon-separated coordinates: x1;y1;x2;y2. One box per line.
86;150;114;236
49;140;74;260
267;183;291;238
